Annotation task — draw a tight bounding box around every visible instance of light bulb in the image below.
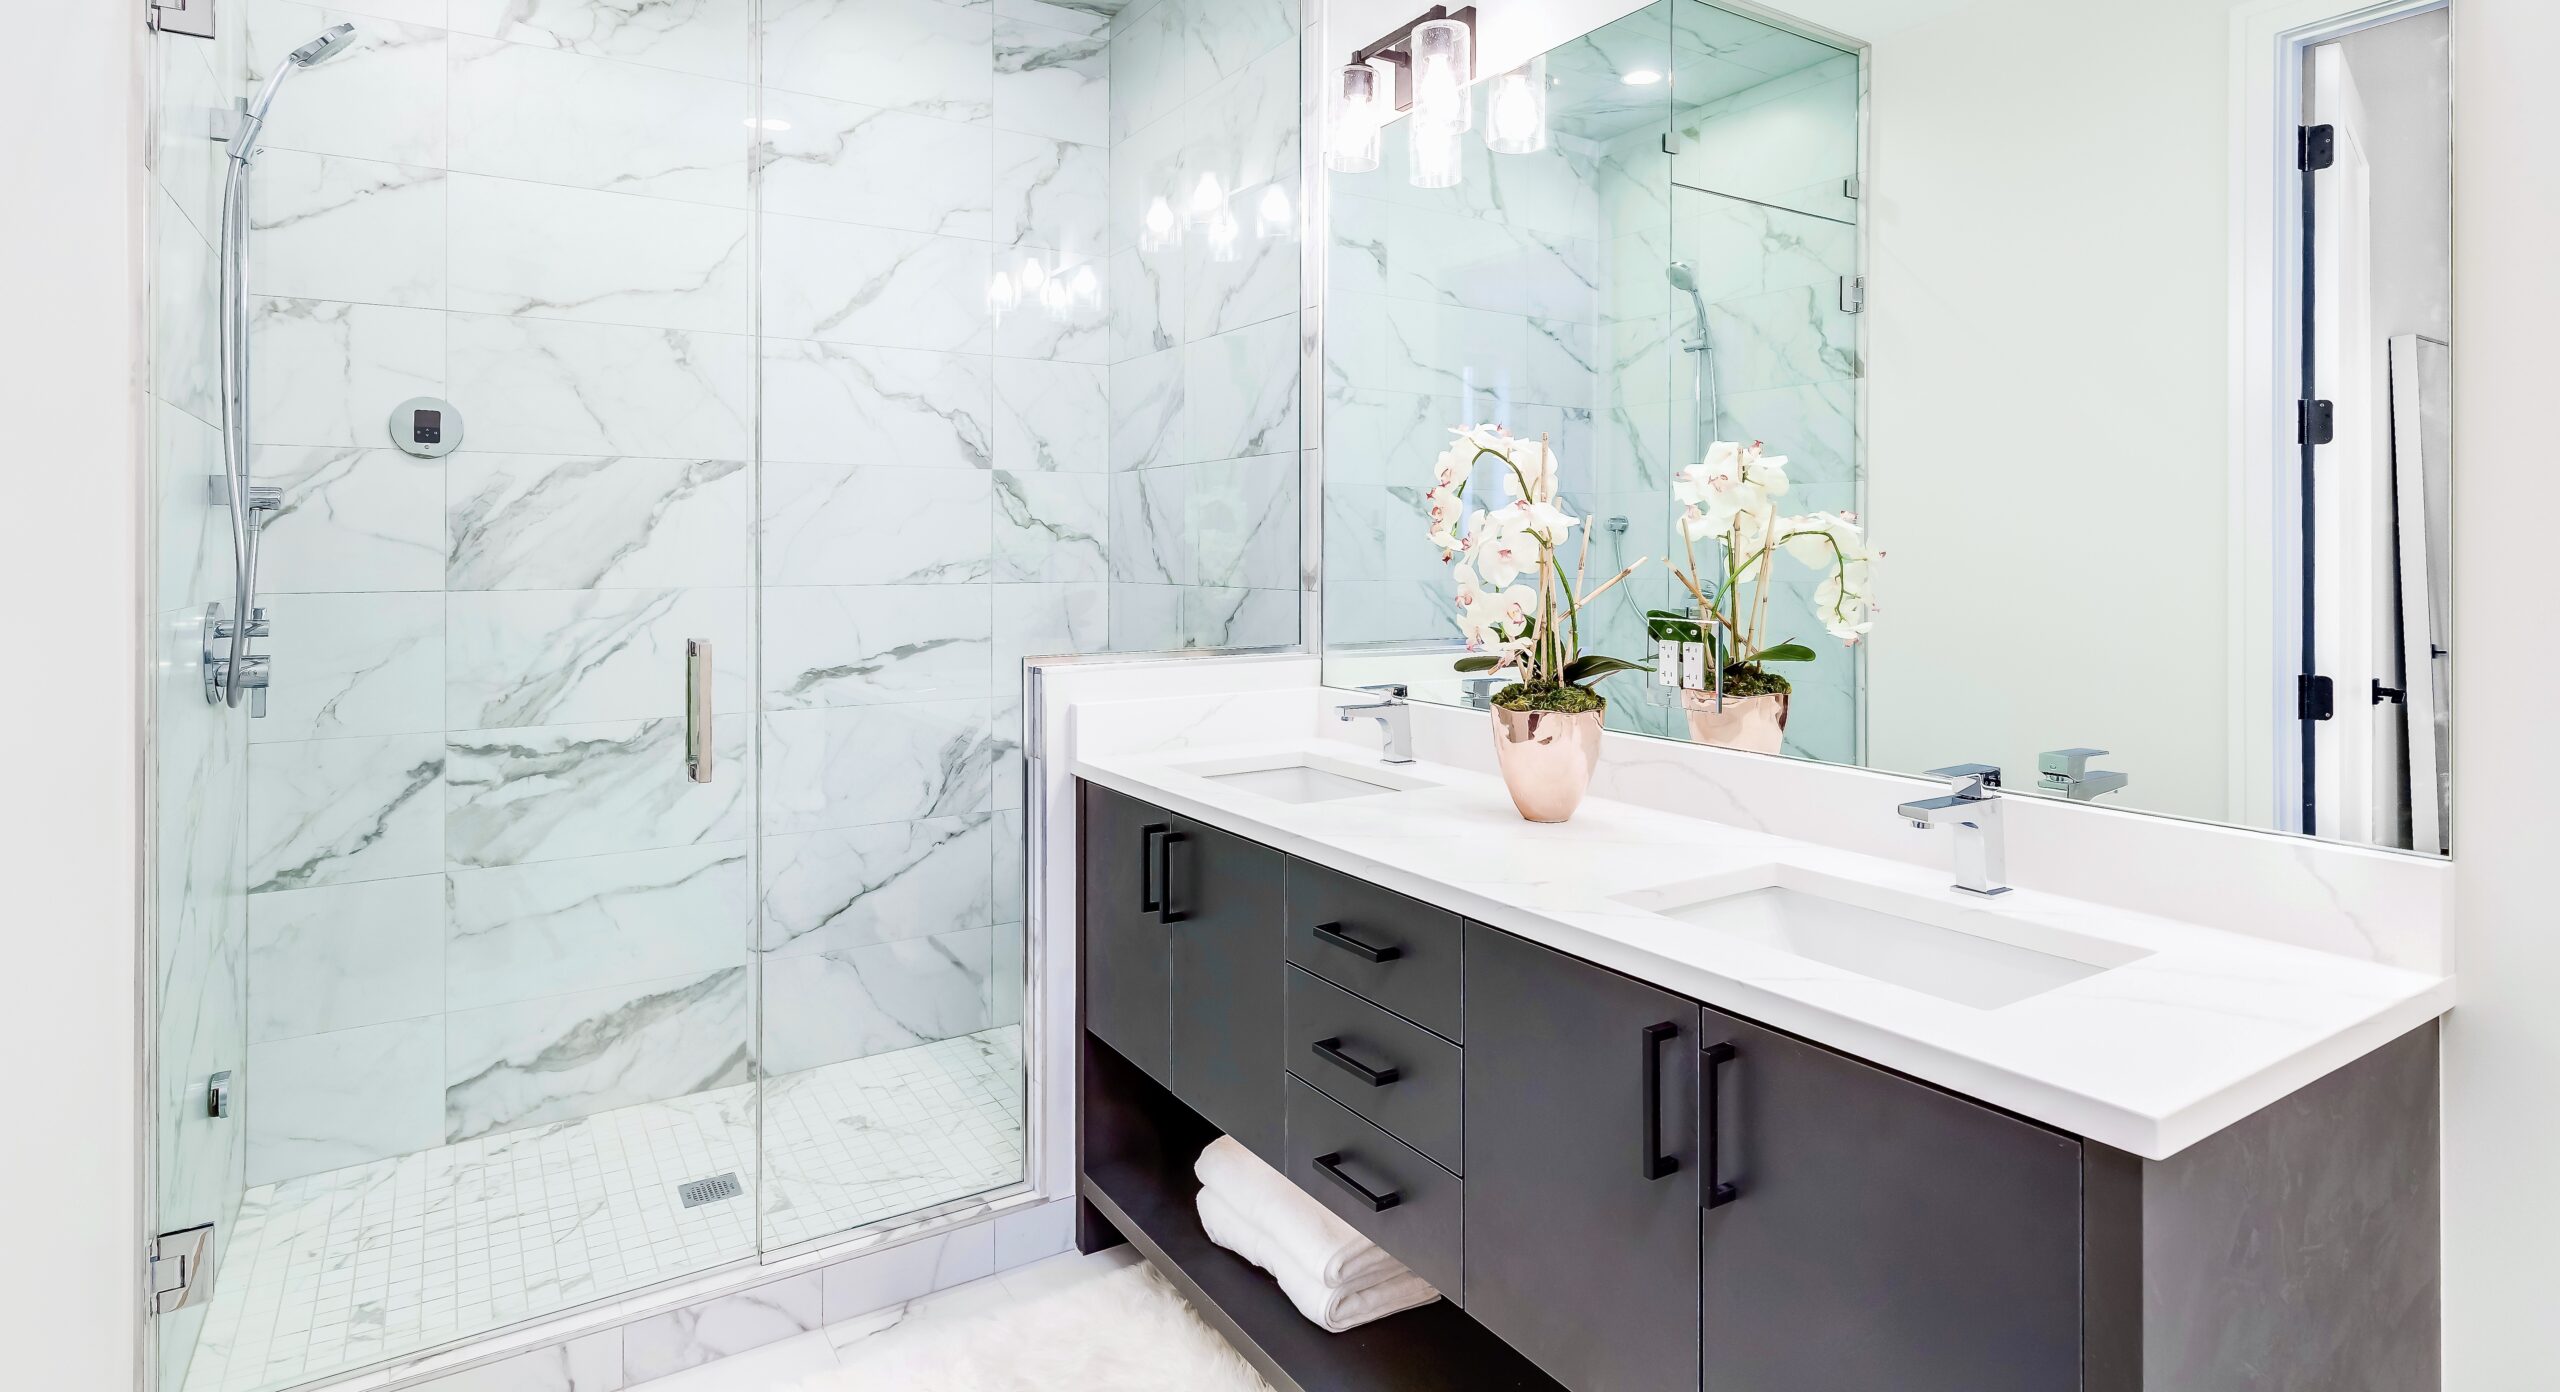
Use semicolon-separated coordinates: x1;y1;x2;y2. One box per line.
1185;172;1226;228
1140;195;1176;252
1410;18;1473;133
1255;184;1294;240
1326;62;1383;174
1484;57;1548;155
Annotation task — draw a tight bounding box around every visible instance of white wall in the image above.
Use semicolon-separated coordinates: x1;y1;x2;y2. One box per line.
0;4;146;1391
2443;0;2560;1379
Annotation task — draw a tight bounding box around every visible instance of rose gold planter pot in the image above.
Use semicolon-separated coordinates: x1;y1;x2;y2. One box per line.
1492;704;1606;823
1681;689;1789;755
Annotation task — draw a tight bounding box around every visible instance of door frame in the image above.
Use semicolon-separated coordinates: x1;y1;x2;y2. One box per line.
2226;0;2449;833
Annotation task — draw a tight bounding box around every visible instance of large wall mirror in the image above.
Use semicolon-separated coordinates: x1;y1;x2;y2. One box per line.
1319;0;2453;855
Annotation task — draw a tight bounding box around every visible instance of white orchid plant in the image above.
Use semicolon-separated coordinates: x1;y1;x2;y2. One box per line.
1657;440;1878;697
1427;425;1652;712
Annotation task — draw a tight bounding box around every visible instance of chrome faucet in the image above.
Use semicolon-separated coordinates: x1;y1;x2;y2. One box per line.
1896;764;2010;896
2037;747;2129;802
1337;683;1415;764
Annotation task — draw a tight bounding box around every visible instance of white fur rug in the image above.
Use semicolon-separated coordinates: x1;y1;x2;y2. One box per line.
798;1255;1273;1392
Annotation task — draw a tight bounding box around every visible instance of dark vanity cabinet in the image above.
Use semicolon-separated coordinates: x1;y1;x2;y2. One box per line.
1080;782;1285;1163
1075;781;2437;1392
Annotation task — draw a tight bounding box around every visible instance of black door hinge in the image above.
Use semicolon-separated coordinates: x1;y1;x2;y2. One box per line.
2298;399;2335;445
2373;679;2405;705
2299;674;2336;722
2299;123;2336;171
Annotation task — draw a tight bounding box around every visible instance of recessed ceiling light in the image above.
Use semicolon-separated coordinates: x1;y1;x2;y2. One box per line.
1621;69;1664;86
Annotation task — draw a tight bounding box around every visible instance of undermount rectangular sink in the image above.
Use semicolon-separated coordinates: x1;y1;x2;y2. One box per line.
1180;753;1434;805
1622;882;2151;1010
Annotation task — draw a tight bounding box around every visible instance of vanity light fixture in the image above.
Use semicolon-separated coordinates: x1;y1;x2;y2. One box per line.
1326;62;1384;174
1484;55;1548;155
1333;6;1481;187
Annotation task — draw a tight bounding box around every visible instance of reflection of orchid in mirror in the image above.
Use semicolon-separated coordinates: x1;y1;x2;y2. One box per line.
1660;440;1880;695
1425;425;1651;712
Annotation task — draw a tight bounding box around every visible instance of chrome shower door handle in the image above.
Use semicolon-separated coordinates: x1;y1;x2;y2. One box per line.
685;640;714;784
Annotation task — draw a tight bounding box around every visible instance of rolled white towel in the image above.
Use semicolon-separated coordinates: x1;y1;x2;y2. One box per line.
1197;1185;1441;1333
1193;1136;1403;1291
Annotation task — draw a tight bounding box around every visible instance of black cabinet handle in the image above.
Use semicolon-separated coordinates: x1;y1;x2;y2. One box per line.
1643;1022;1681;1181
1703;1041;1738;1208
1313;1152;1402;1212
1155;831;1188;925
1140;824;1168;915
1311;1037;1400;1087
1312;921;1402;963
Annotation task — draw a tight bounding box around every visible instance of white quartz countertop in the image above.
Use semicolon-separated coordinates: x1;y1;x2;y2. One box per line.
1073;737;2454;1160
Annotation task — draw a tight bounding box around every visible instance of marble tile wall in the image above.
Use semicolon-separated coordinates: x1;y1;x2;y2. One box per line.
1103;0;1305;651
149;15;255;1390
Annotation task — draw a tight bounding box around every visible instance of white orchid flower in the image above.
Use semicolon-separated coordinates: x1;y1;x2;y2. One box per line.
1473;507;1546;588
1513;499;1579;548
1425;482;1466;552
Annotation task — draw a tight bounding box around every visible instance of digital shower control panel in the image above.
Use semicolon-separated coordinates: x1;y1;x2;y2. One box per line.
390;396;462;458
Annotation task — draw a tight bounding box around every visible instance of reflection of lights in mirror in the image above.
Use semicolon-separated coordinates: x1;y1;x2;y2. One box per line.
988;256;1097;321
1256;185;1295;240
1186;172;1226;228
1484;56;1548;155
1410;118;1463;190
1327;63;1384;173
1206;208;1242;263
1140;195;1177;252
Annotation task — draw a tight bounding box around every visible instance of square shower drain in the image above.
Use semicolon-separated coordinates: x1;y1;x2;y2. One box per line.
678;1172;743;1208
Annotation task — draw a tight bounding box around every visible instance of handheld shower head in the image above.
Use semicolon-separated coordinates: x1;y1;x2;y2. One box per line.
1666;261;1712;351
234;24;358;160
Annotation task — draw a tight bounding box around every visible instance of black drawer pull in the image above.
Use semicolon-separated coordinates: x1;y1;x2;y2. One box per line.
1140;824;1168;915
1311;1037;1400;1087
1312;921;1402;963
1643;1021;1681;1181
1155;831;1188;925
1703;1041;1739;1208
1313;1152;1402;1212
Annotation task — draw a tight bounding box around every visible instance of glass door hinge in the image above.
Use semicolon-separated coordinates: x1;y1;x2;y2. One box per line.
150;1225;216;1315
1839;276;1865;314
150;0;216;39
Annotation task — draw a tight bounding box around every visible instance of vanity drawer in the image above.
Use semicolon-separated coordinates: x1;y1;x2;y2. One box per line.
1285;966;1464;1172
1284;1074;1464;1303
1284;858;1463;1042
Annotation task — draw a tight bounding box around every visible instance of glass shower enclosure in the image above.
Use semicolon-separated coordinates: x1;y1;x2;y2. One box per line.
142;1;1303;1388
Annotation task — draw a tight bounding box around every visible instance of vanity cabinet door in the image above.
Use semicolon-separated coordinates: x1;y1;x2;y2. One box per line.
1080;782;1172;1086
1697;1007;2084;1392
1166;816;1287;1166
1464;923;1702;1392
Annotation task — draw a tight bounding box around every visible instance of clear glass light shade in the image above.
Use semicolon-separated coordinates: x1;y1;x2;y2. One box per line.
1410;18;1473;133
1484;57;1548;155
1326;63;1383;174
1408;118;1463;190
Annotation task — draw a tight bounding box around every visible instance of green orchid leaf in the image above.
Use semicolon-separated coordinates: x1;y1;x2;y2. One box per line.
1453;654;1502;673
1750;642;1819;664
1564;655;1655;686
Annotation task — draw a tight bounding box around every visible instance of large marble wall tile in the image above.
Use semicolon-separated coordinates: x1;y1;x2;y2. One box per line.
446;842;749;1010
243;1;449;165
449;35;754;207
759;815;994;956
1183;0;1294;91
993;359;1106;472
1187;454;1294;589
152;190;219;425
156;400;228;611
448;174;750;332
246;1017;446;1184
1183;38;1297;202
250;732;446;892
446;314;753;457
254;591;447;742
1107;346;1185;471
761;342;994;470
249;297;445;447
990;257;1110;363
760;927;993;1074
1185;184;1298;341
993;582;1107;684
1109;582;1184;650
762;0;994;123
994;470;1109;583
247;874;445;1042
445;587;748;729
1106;0;1182;143
449;0;755;82
1000;0;1111;40
249;150;447;307
1320;386;1455;486
763;215;993;352
445;715;748;869
761;701;995;835
994;16;1109;146
989;916;1026;1027
1716;379;1858;487
405;1330;624;1392
620;1272;822;1384
1186;315;1298;461
1704;285;1858;394
1107;243;1181;362
760;90;993;237
447;454;750;590
764;585;993;709
994;131;1106;254
155;21;232;235
1183;586;1297;650
443;967;750;1141
259;446;448;593
762;464;993;585
1107;466;1188;585
1321;578;1448;647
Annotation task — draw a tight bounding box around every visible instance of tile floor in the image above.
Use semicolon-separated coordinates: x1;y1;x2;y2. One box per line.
182;1029;1024;1392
